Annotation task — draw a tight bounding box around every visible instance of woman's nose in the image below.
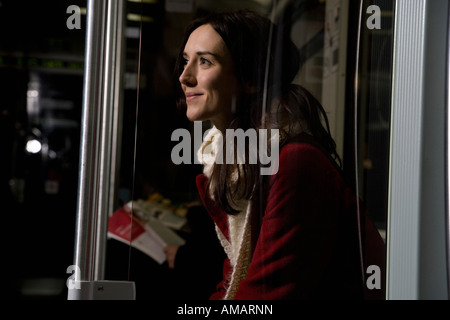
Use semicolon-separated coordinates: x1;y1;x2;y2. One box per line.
179;64;196;87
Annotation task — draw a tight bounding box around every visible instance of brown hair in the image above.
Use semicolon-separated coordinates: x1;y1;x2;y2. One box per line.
175;10;341;214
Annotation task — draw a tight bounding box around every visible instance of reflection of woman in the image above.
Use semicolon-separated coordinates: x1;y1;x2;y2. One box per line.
174;10;385;300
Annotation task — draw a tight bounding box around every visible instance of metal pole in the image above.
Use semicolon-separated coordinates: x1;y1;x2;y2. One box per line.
69;0;134;299
73;0;107;283
95;0;126;281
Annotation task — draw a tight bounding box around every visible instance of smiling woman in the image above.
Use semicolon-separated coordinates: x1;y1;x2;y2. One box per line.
179;24;239;132
171;10;385;300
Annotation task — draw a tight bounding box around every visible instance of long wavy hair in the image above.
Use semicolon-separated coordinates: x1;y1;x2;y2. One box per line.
174;10;341;214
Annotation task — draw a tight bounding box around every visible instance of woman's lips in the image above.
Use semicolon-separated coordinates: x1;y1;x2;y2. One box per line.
185;92;202;102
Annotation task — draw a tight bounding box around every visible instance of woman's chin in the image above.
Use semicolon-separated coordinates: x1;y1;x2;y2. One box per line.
186;111;204;123
186;115;199;122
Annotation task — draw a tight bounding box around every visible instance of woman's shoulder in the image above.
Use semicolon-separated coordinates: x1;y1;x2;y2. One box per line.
278;134;339;171
265;133;346;191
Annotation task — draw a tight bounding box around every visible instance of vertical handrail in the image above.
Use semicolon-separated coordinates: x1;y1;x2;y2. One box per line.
72;0;125;283
95;0;126;281
73;0;106;282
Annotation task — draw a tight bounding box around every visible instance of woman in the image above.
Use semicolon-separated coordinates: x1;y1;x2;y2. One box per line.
174;10;385;300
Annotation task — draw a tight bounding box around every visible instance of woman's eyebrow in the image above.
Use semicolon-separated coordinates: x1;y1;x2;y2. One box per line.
196;51;218;57
183;51;218;58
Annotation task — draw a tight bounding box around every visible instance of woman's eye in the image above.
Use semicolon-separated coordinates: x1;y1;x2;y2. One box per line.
182;58;189;67
200;57;211;66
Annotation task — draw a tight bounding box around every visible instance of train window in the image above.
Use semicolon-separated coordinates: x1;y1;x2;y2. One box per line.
1;0;397;301
119;0;394;299
0;0;86;299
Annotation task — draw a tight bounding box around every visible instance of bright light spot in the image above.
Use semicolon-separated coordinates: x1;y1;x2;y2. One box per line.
48;150;57;159
27;90;39;98
26;139;41;154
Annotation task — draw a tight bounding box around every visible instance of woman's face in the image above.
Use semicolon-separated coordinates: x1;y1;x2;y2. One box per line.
179;24;240;131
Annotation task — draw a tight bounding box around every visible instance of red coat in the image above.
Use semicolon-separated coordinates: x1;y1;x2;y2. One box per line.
196;137;386;300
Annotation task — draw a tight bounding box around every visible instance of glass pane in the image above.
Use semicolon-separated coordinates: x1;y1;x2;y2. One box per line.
1;0;86;299
2;0;395;301
116;0;394;300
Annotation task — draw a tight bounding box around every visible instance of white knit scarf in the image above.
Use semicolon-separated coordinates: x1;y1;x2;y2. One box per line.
197;125;252;300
